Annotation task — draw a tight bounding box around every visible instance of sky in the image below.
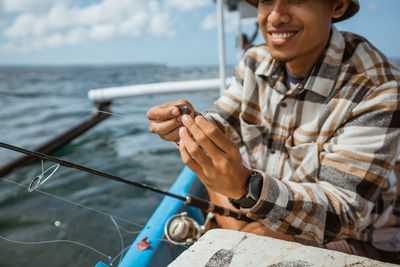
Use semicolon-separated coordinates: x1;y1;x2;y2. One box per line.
0;0;399;66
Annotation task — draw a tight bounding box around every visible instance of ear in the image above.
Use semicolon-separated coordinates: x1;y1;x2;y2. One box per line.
332;0;350;20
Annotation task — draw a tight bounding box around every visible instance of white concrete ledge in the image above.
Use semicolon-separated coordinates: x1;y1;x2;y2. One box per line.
169;229;397;267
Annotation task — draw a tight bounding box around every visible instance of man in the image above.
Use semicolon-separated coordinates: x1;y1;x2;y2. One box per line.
147;0;400;263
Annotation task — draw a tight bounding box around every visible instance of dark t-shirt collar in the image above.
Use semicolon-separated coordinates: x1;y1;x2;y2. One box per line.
285;65;304;89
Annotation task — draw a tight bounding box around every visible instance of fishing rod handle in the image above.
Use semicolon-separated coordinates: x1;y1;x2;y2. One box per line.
185;196;253;222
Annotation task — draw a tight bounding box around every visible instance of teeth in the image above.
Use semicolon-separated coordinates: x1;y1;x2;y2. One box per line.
271;32;295;39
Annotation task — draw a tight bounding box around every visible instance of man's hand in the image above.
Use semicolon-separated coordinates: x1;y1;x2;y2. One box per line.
147;100;195;142
179;114;251;199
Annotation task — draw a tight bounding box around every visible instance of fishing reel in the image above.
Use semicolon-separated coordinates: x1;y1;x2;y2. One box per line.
164;212;214;246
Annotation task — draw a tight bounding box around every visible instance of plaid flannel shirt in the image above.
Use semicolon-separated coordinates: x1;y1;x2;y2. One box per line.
205;26;400;246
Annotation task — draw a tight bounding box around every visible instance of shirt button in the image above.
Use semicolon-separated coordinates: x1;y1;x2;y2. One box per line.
280;102;287;108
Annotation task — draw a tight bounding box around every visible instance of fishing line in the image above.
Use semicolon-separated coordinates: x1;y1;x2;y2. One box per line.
0;233;171;267
0;141;254;222
2;178;145;229
29;160;60;192
0;171;190;267
110;237;176;264
112;245;132;263
110;216;124;266
1;178;147;266
0;142;187;201
117;225;142;234
0;93;129;119
0;235;110;261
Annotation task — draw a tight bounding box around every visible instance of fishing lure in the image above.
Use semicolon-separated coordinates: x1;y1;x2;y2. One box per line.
174;105;191;115
136;237;151;251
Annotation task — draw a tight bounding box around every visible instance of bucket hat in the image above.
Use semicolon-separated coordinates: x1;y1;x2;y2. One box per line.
244;0;359;23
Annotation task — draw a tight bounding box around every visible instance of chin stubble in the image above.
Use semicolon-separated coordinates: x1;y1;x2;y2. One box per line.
272;55;295;64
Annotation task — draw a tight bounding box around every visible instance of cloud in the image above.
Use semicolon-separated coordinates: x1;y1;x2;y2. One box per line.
1;0;212;52
2;0;60;13
148;0;175;37
118;12;148;36
165;0;210;11
90;24;116;41
4;13;37;38
201;10;239;33
201;13;216;31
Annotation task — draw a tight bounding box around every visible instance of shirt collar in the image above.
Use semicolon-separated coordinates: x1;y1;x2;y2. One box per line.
303;26;345;97
255;26;345;98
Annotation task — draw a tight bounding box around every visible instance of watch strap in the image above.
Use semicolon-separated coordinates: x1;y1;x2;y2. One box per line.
229;171;263;209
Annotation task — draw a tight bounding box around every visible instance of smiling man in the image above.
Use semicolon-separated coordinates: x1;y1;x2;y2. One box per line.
147;0;400;263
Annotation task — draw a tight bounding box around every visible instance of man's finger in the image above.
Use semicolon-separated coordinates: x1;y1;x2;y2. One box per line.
181;115;226;161
178;139;206;179
147;105;180;121
147;99;194;121
179;127;213;167
149;119;181;135
194;115;237;155
163;127;180;142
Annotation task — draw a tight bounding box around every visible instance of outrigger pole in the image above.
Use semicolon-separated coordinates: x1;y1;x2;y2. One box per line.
0;79;234;178
0;141;253;222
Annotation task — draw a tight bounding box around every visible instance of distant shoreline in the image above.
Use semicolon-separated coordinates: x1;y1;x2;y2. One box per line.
0;59;398;69
0;63;168;68
0;63;226;68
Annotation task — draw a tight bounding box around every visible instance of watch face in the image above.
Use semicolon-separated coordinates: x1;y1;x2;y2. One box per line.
248;171;263;199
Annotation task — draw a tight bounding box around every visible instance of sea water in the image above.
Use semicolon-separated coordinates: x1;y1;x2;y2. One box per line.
0;64;229;267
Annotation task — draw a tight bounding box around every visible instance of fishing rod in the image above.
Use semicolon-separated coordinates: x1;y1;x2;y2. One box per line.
0;141;253;222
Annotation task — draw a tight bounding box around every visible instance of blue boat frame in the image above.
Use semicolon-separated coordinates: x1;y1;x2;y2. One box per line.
96;166;205;267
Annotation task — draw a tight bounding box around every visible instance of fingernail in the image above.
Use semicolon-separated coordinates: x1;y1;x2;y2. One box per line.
177;116;182;123
182;114;189;123
195;115;202;123
179;127;185;135
171;107;179;116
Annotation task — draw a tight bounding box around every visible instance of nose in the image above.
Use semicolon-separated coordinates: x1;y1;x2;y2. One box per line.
268;0;291;25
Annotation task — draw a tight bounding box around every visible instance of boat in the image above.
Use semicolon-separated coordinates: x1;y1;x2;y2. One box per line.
2;1;395;266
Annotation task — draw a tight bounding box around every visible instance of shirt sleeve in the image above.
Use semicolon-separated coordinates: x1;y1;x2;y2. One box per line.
244;81;400;243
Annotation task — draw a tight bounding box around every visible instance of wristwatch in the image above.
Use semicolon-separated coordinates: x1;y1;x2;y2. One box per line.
228;171;263;209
